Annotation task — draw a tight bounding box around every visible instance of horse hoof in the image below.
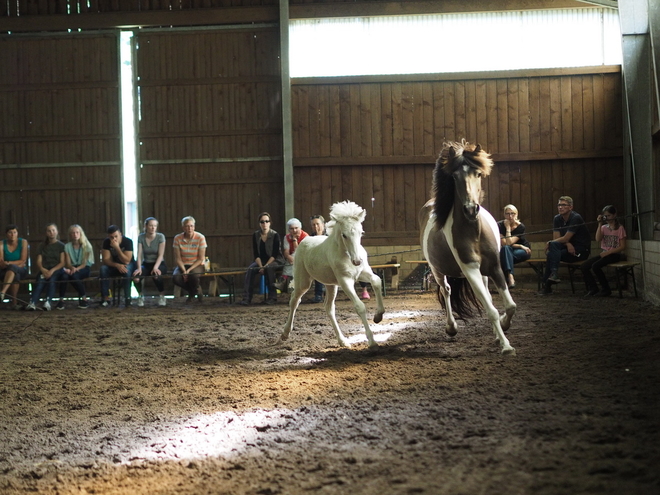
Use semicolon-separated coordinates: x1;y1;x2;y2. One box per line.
278;334;289;342
501;346;516;356
373;312;383;324
445;327;458;337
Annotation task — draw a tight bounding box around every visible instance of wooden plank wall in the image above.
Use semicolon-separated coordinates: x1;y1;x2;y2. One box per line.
291;69;624;244
135;27;283;269
0;34;121;258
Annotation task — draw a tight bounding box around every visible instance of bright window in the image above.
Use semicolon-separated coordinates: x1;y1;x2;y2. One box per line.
290;9;622;77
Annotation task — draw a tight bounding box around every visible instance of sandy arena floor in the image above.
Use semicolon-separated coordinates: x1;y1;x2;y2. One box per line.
0;286;658;494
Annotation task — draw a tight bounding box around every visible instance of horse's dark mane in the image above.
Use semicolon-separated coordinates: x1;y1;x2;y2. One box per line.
431;140;493;227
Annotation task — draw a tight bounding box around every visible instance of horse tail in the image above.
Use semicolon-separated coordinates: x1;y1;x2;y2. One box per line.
445;277;482;320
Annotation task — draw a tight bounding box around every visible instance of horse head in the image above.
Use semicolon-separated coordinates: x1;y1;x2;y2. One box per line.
328;201;366;266
437;141;493;223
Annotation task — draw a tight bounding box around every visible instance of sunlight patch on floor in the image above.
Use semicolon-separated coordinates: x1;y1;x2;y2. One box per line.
129;409;290;462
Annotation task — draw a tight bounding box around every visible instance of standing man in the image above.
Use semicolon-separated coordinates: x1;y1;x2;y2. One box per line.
540;196;591;295
100;225;137;307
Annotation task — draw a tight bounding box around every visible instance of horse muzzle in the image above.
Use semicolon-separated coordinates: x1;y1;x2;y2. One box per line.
463;204;480;220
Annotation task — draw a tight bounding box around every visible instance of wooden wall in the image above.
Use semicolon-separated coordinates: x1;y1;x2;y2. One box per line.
291;68;624;244
0;33;121;257
135;27;283;268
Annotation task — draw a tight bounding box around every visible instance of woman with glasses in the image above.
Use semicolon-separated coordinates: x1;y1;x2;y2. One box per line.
239;212;284;305
580;205;627;297
498;204;531;288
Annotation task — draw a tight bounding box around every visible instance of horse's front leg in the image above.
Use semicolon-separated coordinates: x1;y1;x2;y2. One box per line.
338;277;377;348
279;276;310;343
358;269;384;324
435;273;458;337
463;267;515;355
322;285;350;347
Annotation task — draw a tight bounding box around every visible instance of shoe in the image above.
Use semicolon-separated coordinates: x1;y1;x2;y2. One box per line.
137;296;144;307
26;302;37;311
583;289;599;297
595;289;612;297
78;299;89;309
56;301;65;310
158;295;166;307
100;300;110;308
361;289;370;300
507;273;516;288
125;298;132;307
43;301;51;311
547;271;561;284
312;296;323;303
266;299;277;305
238;299;250;306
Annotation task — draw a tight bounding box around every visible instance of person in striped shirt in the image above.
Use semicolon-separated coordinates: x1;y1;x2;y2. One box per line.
173;216;207;303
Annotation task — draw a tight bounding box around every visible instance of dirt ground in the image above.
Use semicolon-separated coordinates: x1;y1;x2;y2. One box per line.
1;285;659;495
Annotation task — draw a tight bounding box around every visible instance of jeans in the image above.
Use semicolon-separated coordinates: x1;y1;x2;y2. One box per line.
136;261;167;293
580;253;622;292
59;266;91;298
31;268;65;304
243;262;281;302
544;241;589;283
100;261;137;300
500;245;531;275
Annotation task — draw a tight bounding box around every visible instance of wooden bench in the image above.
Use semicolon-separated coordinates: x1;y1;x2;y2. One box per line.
607;261;640;298
526;258;585;293
406;260;430;290
370;263;400;295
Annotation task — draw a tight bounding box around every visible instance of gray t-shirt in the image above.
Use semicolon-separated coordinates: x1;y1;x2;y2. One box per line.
137;232;166;263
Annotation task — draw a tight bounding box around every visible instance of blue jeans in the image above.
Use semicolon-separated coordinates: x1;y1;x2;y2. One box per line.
31;268;65;304
500;245;530;275
59;266;91;298
544;241;589;283
100;261;137;300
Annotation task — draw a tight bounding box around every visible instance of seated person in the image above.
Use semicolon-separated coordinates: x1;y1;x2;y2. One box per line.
26;223;65;311
541;196;591;295
309;214;327;303
173;216;207;302
60;224;95;309
0;224;29;309
580;205;627;297
498;204;531;288
100;225;137;307
279;217;308;291
240;212;283;305
133;217;168;307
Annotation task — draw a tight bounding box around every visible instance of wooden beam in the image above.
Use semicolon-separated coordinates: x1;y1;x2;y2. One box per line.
293;66;622;86
293;149;623;167
0;6;278;32
290;0;598;19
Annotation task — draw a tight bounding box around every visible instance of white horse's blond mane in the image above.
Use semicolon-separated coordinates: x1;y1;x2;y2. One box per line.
326;201;366;234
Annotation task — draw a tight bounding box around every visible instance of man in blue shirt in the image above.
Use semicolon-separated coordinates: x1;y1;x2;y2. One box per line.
540;196;591;295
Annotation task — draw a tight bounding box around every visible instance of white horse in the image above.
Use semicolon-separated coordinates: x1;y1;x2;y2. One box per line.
280;201;385;348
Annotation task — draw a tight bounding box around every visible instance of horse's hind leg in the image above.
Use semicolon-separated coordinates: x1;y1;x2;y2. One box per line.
497;287;516;332
323;285;351;348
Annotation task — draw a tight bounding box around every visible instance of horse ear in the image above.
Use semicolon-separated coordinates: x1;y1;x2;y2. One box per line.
358;208;366;223
475;144;482;153
448;146;456;159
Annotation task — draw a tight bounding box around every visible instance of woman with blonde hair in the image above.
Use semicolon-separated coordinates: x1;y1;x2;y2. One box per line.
59;224;95;309
498;204;531;288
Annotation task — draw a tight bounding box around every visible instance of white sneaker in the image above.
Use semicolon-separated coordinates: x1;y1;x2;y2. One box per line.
158;295;166;307
137;296;144;307
43;301;52;311
26;302;37;311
